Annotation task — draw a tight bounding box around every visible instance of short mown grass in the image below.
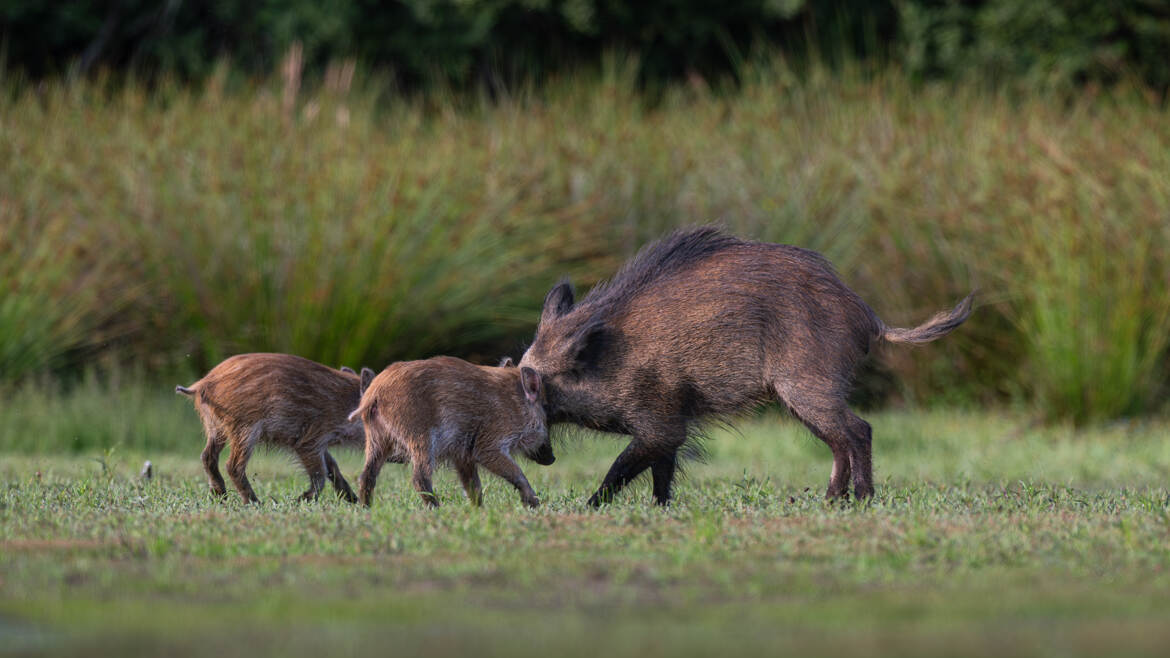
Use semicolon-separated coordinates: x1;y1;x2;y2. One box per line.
2;407;1169;657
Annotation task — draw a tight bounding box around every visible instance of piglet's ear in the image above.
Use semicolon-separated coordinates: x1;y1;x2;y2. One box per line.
520;367;541;403
360;367;377;395
498;356;514;367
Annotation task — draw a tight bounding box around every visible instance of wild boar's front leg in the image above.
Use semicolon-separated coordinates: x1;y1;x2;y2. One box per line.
588;422;686;507
650;452;678;505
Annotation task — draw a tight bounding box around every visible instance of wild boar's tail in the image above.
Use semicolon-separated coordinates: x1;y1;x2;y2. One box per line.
880;293;974;344
175;385;196;397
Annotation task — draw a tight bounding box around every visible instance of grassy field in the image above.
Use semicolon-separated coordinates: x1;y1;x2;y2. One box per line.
3;408;1169;657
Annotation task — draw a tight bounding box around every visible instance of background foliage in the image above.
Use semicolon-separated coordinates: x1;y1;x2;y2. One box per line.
2;59;1169;423
2;3;1169;424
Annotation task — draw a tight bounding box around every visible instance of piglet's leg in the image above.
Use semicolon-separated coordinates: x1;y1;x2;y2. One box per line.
226;428;261;504
454;459;483;507
479;452;540;508
297;451;328;502
358;443;390;507
399;436;438;508
324;451;358;503
200;428;228;498
410;458;439;508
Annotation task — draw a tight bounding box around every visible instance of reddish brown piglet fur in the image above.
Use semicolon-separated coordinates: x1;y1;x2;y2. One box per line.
176;353;378;503
351;357;553;508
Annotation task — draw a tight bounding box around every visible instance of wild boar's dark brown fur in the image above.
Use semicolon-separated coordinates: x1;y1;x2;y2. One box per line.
352;356;553;508
519;226;973;506
176;353;375;504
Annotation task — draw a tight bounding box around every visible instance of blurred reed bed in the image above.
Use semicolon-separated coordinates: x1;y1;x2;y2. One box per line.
1;59;1167;423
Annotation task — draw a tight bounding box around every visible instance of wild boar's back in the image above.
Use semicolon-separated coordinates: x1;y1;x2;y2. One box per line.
189;353;361;437
531;227;883;418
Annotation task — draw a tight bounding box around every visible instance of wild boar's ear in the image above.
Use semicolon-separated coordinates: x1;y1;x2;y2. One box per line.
569;321;608;369
360;367;377;395
340;366;356;375
520;367;541;403
498;356;514;367
540;280;575;325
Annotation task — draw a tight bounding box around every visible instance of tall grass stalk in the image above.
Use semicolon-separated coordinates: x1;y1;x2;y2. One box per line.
2;61;1168;421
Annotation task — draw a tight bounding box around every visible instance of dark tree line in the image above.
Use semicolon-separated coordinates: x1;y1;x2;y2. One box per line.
2;1;1167;89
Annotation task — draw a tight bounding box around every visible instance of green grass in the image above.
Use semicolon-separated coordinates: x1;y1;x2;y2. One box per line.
3;63;1170;420
3;409;1169;657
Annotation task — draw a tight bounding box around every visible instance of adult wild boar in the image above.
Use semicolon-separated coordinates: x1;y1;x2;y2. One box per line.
519;226;972;506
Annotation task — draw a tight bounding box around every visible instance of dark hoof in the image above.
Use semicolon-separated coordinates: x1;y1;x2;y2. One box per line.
586;490;613;508
853;486;875;500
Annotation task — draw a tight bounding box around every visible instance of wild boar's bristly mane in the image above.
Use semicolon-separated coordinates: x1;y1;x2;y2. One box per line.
579;225;741;315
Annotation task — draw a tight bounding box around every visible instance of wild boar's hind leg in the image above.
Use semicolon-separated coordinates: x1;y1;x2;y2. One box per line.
844;411;874;499
324;451;358;503
296;451;328;502
782;397;863;500
805;418;853;500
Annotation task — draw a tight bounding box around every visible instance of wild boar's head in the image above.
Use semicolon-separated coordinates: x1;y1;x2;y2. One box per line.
519;281;609;392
